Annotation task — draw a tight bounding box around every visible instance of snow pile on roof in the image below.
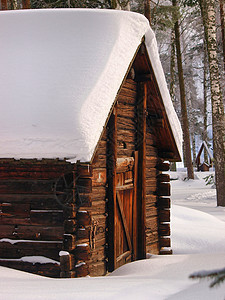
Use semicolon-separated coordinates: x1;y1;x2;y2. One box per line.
0;9;182;162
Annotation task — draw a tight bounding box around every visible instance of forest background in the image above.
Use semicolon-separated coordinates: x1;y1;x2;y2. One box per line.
1;0;225;206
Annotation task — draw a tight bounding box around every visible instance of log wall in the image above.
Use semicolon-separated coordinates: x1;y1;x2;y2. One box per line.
0;159;74;277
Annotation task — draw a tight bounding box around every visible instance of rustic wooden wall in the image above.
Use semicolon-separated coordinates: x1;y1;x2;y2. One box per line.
0;159;74;277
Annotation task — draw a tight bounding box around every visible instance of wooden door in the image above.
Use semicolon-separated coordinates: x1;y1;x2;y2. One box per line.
114;156;138;269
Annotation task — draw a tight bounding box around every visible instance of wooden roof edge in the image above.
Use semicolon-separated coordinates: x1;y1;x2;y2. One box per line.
141;43;182;162
195;141;214;163
89;39;144;165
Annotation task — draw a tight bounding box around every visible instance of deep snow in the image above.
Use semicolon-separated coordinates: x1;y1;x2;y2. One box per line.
1;171;225;300
0;9;182;162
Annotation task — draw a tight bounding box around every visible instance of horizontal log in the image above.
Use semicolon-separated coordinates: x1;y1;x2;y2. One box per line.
76;178;92;193
63;234;76;251
76;164;93;178
0;180;56;195
0;162;73;180
157;197;171;209
0;240;62;260
157;183;170;196
89;260;107;277
159;248;173;255
0;216;32;226
76;193;91;207
117;149;134;158
60;271;76;278
64;219;77;234
146;145;157;154
0;260;60;278
117;107;135;119
117;130;136;141
91;186;106;198
0;224;64;241
30;210;64;226
156;162;170;171
89;200;106;215
159;209;170;223
159;237;171;248
146;186;157;195
77;211;91;226
91;155;106;168
146;206;158;218
146;178;157;188
1;203;30;217
145;194;157;205
0;195;62;210
122;79;137;91
158;151;174;159
159;223;170;236
118;88;137;98
76;227;90;240
71;244;91;261
92;170;107;187
63;205;76;219
146;230;159;245
116;157;134;170
157;174;170;183
90;247;105;263
117;95;136;106
146;242;159;255
117;116;136;130
146;156;157;168
90;215;107;228
145;216;158;232
75;262;89;277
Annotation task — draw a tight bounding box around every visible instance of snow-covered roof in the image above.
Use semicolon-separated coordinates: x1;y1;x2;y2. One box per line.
0;9;182;162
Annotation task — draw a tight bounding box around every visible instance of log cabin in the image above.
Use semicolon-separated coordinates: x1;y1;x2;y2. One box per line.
0;9;182;278
196;141;213;171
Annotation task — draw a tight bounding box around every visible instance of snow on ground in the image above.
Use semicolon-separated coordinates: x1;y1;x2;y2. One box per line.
1;170;225;299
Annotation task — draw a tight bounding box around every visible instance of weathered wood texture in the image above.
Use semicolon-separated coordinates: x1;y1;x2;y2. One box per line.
0;259;60;278
145;128;159;255
0;159;74;276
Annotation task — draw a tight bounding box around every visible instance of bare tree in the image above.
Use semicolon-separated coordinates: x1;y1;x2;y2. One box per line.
172;0;194;179
1;0;8;10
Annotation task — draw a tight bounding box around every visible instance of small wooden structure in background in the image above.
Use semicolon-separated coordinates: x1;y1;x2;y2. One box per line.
196;141;213;172
0;10;182;278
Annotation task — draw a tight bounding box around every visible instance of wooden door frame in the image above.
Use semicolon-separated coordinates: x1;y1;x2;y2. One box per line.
136;82;147;260
107;81;147;272
107;106;117;272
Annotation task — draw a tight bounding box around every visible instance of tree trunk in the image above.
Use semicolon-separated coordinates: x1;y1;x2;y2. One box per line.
10;0;17;9
203;40;209;163
170;29;176;105
1;0;8;10
144;0;151;25
22;0;30;9
220;0;225;71
172;0;194;179
191;133;196;167
200;0;225;206
169;29;177;172
111;0;121;9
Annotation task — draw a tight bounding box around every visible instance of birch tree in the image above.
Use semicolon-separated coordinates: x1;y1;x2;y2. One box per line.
199;0;225;206
220;0;225;71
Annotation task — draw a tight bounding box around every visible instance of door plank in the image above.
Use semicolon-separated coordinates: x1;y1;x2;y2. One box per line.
116;191;132;252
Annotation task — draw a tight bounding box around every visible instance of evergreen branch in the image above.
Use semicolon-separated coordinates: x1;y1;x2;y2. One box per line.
190;267;225;288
